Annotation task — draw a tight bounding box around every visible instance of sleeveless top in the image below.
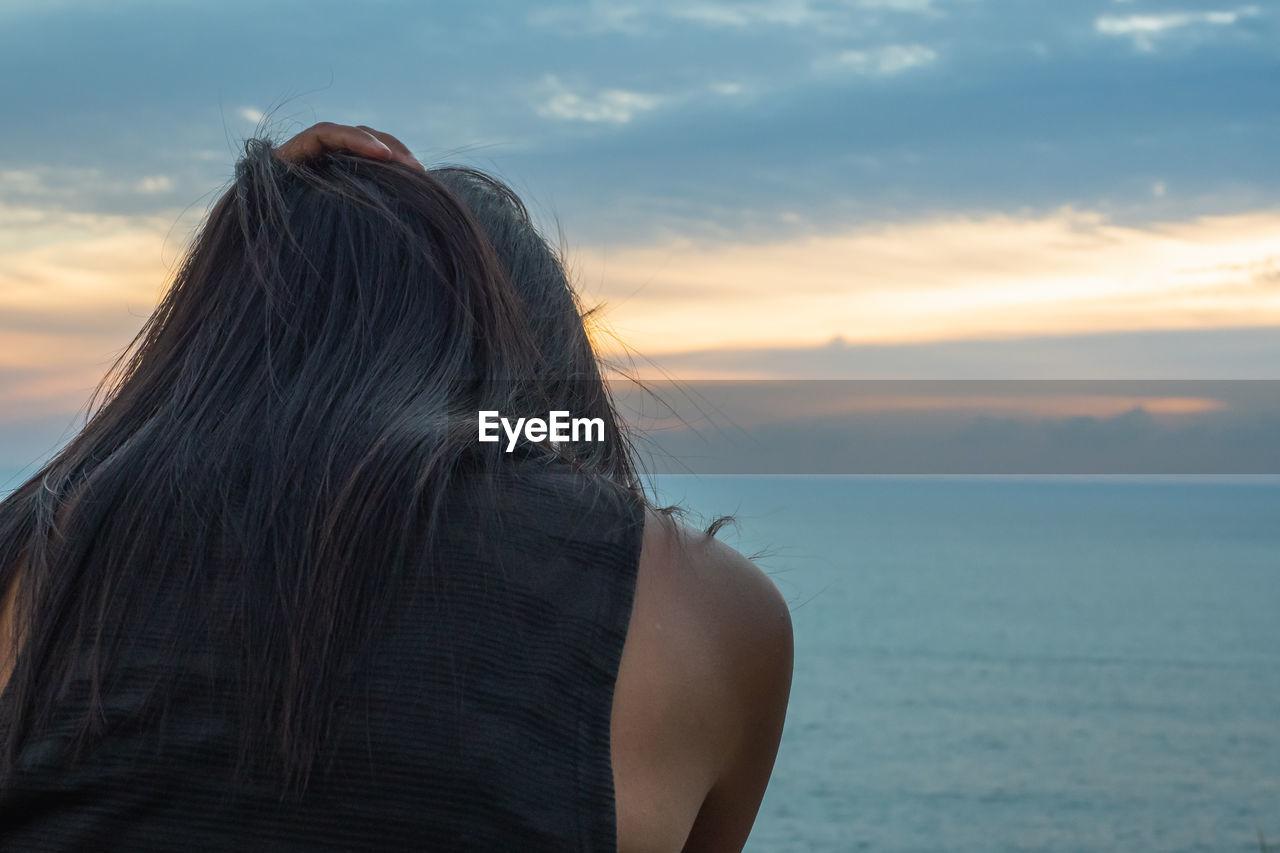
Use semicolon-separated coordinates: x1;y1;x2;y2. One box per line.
0;461;646;851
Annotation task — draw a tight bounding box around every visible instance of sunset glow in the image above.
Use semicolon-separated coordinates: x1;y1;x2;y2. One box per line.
4;202;1279;423
580;208;1280;356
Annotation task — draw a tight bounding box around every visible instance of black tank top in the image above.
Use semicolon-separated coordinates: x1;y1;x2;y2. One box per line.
0;462;646;851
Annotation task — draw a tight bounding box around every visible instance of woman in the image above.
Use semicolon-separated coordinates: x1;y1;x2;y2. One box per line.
0;123;792;852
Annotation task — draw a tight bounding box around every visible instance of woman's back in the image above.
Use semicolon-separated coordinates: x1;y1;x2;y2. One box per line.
0;463;645;850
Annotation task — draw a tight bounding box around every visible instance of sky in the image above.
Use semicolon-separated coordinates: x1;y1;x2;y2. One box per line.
1;0;1277;473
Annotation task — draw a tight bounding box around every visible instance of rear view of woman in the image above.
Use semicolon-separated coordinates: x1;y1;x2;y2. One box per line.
0;123;792;852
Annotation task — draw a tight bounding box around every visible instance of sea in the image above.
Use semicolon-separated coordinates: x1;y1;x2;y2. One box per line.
647;475;1280;853
4;469;1277;851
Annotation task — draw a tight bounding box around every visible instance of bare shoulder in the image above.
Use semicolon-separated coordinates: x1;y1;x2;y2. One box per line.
611;506;793;853
638;508;793;682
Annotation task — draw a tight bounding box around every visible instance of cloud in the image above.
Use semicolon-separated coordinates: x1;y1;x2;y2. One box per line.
2;167;110;208
0;200;181;416
526;1;652;35
673;0;823;28
611;326;1280;379
576;207;1280;354
528;0;941;34
1095;6;1261;52
708;81;746;96
0;166;191;219
534;75;665;124
134;174;173;194
816;43;938;75
6;191;1278;421
239;106;265;123
860;0;935;10
0;169;44;195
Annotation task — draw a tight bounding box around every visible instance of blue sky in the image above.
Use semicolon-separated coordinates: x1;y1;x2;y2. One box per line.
1;0;1278;472
3;0;1276;237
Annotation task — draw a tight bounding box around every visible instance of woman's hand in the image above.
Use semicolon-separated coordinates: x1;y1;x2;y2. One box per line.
275;122;424;170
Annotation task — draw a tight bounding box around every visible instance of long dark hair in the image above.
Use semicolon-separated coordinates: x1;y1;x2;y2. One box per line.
0;139;640;790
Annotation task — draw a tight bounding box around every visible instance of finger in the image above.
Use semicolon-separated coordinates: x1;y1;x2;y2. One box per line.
276;122;393;163
356;125;424;169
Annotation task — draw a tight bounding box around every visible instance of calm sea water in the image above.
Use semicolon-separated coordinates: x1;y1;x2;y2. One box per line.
4;468;1277;850
649;476;1280;853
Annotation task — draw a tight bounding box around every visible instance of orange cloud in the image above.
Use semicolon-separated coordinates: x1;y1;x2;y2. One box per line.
0;201;193;417
3;198;1278;422
578;207;1280;354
